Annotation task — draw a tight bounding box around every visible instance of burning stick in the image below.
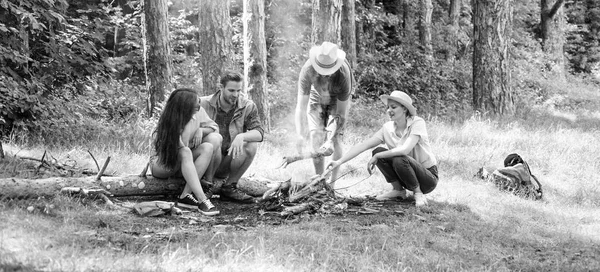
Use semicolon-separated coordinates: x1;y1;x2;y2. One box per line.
278;148;333;169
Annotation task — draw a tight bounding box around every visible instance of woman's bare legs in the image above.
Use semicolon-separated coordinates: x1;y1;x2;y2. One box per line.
179;144;212;202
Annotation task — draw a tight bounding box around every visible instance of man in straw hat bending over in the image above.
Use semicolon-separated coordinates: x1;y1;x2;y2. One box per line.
295;41;355;184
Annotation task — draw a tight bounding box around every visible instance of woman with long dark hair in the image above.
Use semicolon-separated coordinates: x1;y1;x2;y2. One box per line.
151;88;220;216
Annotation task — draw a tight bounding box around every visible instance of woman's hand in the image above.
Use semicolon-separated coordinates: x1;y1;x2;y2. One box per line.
367;155;379;175
323;160;342;177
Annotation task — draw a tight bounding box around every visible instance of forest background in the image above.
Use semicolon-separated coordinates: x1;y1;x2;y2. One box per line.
1;0;599;147
1;0;600;271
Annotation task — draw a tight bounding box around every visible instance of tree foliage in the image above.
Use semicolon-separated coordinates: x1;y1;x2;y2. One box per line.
1;0;599;146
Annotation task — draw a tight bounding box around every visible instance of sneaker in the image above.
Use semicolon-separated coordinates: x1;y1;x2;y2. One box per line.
176;194;200;210
219;185;255;203
376;190;408;201
414;192;428;207
198;199;220;216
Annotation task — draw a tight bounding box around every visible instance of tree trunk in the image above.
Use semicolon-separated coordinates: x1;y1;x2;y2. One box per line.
312;0;342;45
0;142;4;159
447;0;461;60
341;0;357;69
0;175;278;198
449;0;461;27
401;0;415;39
541;0;566;80
199;0;234;96
243;0;270;131
472;0;514;115
418;0;433;59
358;0;376;55
142;0;172;117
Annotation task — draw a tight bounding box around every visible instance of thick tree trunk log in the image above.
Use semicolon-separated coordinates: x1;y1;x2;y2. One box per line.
472;0;514;115
312;0;342;45
0;175;279;199
243;0;270;131
199;0;234;95
142;0;172;116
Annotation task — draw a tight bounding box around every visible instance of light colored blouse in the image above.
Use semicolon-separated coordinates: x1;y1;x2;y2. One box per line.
373;116;437;168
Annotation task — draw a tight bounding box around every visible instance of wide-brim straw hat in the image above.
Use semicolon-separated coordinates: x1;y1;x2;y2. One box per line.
380;91;417;116
309;41;346;75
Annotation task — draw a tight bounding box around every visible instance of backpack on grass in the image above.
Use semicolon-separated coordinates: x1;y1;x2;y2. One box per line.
486;153;543;200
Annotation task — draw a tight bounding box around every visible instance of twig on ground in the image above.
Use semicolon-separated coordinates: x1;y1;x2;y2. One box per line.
87;150;100;172
96;156;111;181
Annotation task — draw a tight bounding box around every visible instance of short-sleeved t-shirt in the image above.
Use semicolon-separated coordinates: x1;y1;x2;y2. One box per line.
298;59;354;105
373;116;437;169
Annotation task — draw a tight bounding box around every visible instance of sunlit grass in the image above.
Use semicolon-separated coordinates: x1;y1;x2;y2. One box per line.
2;94;600;271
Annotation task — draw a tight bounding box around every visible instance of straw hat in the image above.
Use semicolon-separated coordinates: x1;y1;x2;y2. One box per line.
309;42;346;75
380;91;417;116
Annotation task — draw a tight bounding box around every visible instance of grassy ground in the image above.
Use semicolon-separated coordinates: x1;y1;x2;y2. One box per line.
1;89;600;271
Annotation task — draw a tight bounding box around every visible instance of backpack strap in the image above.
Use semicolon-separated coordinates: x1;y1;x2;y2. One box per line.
523;161;543;199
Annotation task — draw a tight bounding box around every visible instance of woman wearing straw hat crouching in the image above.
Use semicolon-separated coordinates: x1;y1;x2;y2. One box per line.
324;91;438;207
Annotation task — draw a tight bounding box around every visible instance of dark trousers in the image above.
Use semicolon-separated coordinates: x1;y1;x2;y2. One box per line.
372;147;439;194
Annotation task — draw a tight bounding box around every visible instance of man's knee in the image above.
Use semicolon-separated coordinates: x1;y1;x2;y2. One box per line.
244;142;258;158
309;130;324;147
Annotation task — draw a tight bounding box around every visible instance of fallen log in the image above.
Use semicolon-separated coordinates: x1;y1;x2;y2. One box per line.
0;175;281;198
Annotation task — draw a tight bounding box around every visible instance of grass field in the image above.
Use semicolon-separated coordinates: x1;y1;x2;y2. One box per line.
1;89;600;271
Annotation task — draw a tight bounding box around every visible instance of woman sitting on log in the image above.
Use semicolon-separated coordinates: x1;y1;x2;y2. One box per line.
151;88;220;216
325;91;438;207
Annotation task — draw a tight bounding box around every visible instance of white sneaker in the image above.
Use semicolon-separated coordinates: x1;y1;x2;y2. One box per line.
414;192;428;207
376;190;408;201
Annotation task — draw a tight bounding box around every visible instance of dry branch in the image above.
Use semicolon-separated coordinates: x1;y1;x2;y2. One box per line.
278;149;333;168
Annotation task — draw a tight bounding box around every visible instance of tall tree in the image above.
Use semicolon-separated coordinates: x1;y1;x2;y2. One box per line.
199;0;234;95
418;0;433;59
341;0;357;68
541;0;566;79
142;0;172;116
472;0;514;115
401;0;415;39
449;0;461;27
311;0;342;45
243;0;270;131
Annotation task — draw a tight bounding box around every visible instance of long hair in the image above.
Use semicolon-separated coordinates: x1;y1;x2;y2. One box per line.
153;88;199;170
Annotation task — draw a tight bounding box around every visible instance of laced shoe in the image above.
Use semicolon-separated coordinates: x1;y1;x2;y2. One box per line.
176;194;200;210
414;192;428;207
219;185;255;204
375;189;408;201
198;199;220;216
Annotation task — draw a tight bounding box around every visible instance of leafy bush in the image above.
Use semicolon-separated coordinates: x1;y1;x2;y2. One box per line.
355;45;472;119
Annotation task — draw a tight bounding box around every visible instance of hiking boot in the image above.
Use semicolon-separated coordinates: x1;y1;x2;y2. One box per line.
414;192;428;207
376;189;408;201
176;194;200;210
198;199;220;216
200;179;214;198
219;185;255;203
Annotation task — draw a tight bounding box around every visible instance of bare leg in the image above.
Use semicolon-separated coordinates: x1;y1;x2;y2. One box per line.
309;130;325;174
199;132;222;182
330;136;343;185
178;146;211;202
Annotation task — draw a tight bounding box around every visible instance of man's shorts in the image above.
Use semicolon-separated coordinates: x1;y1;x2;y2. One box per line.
307;90;345;137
